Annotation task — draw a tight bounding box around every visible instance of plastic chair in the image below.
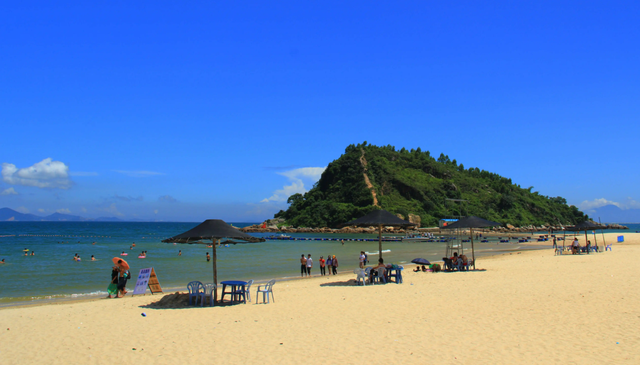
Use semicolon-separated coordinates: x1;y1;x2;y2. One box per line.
354;269;367;285
256;279;276;304
372;267;386;284
242;280;254;302
204;283;217;307
187;281;205;306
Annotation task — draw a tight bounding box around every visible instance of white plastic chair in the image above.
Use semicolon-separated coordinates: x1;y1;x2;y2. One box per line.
204;283;217;307
256;279;276;304
235;279;253;303
354;269;367;285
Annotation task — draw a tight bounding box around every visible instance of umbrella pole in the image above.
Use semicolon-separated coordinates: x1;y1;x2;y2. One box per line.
471;228;476;270
378;225;383;259
599;218;606;252
213;239;219;303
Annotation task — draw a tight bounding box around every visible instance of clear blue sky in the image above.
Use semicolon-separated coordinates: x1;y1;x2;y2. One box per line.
1;1;639;222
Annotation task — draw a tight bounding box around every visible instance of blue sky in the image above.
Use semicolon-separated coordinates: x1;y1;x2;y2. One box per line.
1;1;639;222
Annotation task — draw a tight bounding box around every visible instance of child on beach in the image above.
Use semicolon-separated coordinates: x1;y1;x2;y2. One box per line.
319;256;325;276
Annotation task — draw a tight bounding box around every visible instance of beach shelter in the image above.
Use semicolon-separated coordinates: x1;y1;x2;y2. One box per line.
342;209;416;259
567;220;604;253
162;219;265;303
442;216;501;270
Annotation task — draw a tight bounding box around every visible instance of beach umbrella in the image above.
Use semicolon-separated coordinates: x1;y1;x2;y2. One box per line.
411;258;431;265
567;221;604;254
162;219;265;303
442;216;502;270
342;209;416;259
112;257;130;270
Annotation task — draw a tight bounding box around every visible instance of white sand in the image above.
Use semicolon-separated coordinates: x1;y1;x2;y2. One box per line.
1;232;638;364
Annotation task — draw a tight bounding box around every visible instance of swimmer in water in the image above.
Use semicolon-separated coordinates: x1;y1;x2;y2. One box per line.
91;255;95;261
178;250;182;256
31;251;35;256
206;252;210;262
1;259;5;264
73;253;78;261
132;243;136;247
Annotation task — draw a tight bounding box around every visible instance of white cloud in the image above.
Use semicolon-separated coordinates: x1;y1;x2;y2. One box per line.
113;170;164;177
154;209;159;214
579;197;640;213
16;206;29;213
579;198;621;211
38;208;45;213
2;158;71;189
81;207;87;213
56;208;71;214
158;195;177;203
261;167;326;203
0;187;18;195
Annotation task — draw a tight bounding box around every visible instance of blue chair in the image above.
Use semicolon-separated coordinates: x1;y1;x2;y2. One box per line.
187;281;205;306
256;279;276;304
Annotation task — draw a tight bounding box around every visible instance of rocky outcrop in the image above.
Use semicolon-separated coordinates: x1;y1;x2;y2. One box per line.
408;214;421;227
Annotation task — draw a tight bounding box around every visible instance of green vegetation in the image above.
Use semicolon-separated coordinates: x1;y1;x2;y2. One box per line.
275;142;588;228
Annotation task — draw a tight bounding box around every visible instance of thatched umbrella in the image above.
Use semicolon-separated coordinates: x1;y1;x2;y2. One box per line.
162;219;265;303
567;220;604;254
343;209;416;259
442;216;501;270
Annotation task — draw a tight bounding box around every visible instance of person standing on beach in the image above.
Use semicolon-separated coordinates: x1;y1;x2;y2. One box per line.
553;237;557;250
300;254;307;277
325;255;332;275
107;265;119;298
306;254;313;276
359;251;366;268
319;256;326;276
332;255;338;275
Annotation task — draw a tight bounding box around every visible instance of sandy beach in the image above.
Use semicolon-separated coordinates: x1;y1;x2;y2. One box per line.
1;232;638;364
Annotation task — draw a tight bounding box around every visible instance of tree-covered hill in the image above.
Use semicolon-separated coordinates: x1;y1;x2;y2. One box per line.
275;142;588;228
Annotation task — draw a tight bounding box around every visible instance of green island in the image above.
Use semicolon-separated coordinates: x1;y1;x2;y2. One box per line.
274;142;588;228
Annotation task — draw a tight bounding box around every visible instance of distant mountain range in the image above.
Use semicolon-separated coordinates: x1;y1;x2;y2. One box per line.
0;207;123;222
590;205;640;224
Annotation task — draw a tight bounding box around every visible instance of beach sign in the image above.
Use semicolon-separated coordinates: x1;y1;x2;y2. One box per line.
133;267;163;295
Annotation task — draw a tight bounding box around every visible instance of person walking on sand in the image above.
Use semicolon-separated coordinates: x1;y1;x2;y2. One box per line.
306;254;313;276
300;254;307;277
107;265;119;298
319;256;326;276
332;255;338;275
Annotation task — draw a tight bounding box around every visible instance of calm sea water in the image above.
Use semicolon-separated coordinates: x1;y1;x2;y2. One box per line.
0;222;637;305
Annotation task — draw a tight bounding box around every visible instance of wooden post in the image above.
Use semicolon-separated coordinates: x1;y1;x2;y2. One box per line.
213;239;218;303
378;225;383;259
470;227;476;270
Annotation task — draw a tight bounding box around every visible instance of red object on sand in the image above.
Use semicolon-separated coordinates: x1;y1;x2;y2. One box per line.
112;257;130;270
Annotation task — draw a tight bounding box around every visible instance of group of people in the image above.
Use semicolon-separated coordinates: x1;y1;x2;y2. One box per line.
107;260;131;298
442;252;469;271
300;254;339;277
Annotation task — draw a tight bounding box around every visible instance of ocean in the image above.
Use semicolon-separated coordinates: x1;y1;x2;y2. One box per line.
1;221;637;306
